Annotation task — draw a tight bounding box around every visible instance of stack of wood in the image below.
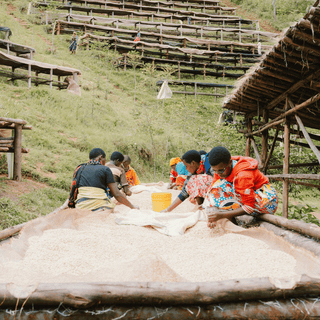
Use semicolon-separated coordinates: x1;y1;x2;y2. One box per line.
0;117;32;181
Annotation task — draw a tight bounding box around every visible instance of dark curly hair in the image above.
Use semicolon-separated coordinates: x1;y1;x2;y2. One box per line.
110;151;124;162
208;146;231;166
181;150;201;164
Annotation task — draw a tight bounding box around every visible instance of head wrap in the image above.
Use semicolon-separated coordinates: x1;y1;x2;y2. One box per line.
170;157;181;166
89;148;106;160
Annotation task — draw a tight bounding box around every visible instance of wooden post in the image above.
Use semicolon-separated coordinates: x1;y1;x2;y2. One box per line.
35;71;39;87
245;117;252;157
13;124;22;181
28;64;31;88
283;101;290;218
261;109;269;168
264;126;279;173
178;62;180;80
49;68;53;89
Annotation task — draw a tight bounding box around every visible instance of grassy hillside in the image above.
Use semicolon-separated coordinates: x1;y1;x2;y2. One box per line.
0;0;319;228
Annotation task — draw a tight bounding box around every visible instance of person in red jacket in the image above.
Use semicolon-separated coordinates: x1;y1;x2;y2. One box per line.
204;146;278;228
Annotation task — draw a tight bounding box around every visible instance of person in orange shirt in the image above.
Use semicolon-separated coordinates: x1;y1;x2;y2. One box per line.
123;155;141;187
204;146;278;228
167;157;180;189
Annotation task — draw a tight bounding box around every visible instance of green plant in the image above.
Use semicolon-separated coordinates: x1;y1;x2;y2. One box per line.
286;204;320;226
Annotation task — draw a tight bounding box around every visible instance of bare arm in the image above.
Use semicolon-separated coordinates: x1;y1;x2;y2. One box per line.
161;197;182;212
108;183;138;209
206;207;246;227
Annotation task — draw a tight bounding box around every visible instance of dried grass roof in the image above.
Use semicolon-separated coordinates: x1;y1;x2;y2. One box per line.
223;1;320;130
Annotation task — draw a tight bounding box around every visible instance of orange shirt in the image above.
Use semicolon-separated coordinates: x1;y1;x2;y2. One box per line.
212;156;269;208
125;166;141;186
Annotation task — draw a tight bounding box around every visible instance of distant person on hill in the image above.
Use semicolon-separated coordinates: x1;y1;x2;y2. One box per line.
162;150;213;212
68;148;138;212
204;146;278;228
167;157;181;189
134;31;141;42
69;31;78;54
106;151;132;197
122;155;141;187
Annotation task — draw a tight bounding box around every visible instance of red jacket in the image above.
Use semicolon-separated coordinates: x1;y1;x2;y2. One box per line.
212;156;269;209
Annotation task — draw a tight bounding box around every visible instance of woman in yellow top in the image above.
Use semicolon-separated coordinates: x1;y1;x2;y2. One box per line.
123;155;141;186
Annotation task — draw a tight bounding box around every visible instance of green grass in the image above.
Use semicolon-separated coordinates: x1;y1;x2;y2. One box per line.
0;0;319;229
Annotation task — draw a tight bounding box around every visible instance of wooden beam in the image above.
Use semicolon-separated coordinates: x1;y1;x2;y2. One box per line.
245;117;252;157
259;214;320;240
283;104;290;218
295;114;320;164
245;119;285;137
264;69;320;111
267;174;320;180
264;126;279;173
257;92;320;134
0;117;27;125
268;177;320;189
261;109;268;168
250;137;261;167
268;162;320;170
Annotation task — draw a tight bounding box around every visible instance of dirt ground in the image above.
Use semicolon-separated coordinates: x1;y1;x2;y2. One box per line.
0;174;47;202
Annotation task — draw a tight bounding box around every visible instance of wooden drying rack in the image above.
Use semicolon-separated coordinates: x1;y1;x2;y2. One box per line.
0;117;32;181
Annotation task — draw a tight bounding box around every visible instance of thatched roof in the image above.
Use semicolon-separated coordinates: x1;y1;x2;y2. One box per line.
223;1;320;130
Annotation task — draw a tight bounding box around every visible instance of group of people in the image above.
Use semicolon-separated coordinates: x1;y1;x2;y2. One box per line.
69;146;278;229
69;148;141;212
165;147;278;227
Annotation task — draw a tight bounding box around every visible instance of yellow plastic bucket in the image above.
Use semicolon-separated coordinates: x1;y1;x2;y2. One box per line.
151;192;172;212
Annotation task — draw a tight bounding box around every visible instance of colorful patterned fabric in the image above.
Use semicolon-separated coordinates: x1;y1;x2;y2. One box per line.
76;186;116;211
176;175;187;190
211;156;270;210
185;174;213;204
170;168;178;183
125;166;141;186
204;179;278;215
196;160;206;175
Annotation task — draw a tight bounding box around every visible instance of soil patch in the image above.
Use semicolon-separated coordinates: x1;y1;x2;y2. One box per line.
36;162;57;180
0;175;48;202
